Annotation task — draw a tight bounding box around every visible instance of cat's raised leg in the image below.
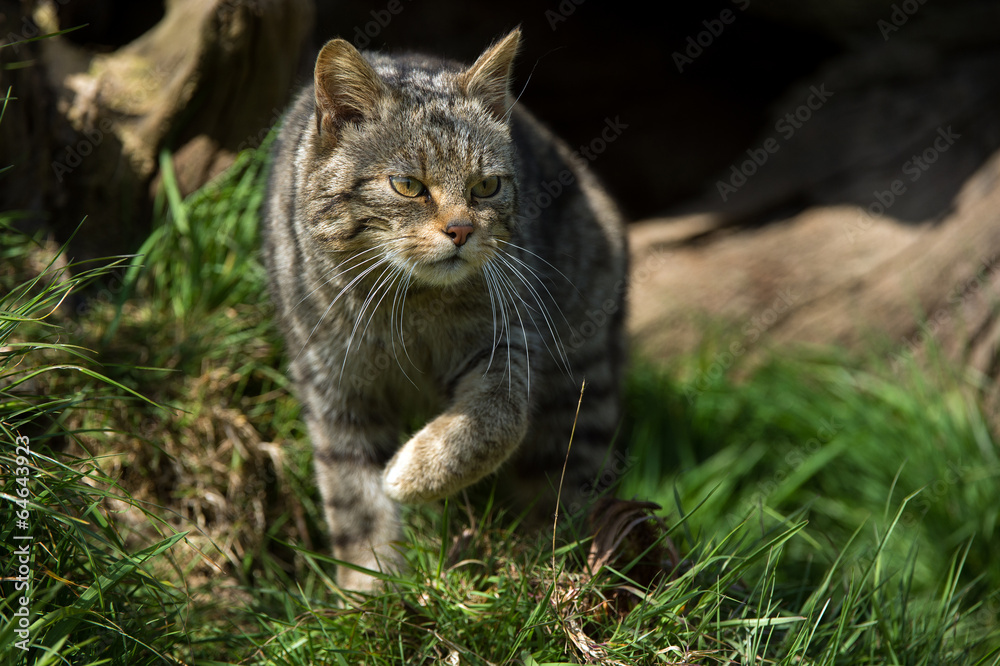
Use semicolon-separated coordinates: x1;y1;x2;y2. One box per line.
308;416;400;591
383;353;530;503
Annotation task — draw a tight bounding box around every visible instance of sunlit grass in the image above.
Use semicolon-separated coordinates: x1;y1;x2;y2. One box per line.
2;134;999;664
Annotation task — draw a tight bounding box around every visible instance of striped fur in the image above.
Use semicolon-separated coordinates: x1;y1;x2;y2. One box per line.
262;29;627;590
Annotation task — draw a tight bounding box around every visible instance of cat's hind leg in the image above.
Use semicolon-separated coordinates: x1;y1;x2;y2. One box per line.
509;354;627;525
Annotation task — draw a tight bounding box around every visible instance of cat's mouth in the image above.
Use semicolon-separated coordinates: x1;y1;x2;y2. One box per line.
428;253;471;276
408;247;490;287
428;241;480;266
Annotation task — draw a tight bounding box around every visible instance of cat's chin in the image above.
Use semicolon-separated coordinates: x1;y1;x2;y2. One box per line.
409;257;482;288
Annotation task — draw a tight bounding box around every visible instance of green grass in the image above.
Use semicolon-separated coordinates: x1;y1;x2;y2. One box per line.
2;135;999;664
0;225;192;664
626;346;1000;596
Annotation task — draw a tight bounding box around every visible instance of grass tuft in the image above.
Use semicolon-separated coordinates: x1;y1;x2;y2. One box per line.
1;225;190;664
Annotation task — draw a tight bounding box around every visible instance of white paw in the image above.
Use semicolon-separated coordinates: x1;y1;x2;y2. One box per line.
382;446;415;502
382;431;451;503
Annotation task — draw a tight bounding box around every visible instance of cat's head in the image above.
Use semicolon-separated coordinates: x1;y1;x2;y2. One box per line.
304;29;522;288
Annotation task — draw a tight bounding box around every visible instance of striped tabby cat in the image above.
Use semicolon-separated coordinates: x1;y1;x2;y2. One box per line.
262;29;627;590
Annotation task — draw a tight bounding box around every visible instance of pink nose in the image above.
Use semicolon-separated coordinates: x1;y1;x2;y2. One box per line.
444;221;473;246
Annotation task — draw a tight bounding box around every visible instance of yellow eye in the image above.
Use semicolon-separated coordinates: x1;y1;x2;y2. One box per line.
471;176;500;198
389;176;426;197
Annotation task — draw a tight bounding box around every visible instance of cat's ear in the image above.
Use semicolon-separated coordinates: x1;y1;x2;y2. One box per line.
314;38;386;143
459;28;521;121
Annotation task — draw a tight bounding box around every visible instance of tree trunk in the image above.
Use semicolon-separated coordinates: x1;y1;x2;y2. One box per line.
628;13;1000;395
1;0;314;262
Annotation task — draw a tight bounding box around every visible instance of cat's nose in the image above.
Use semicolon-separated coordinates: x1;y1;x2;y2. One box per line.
443;220;474;246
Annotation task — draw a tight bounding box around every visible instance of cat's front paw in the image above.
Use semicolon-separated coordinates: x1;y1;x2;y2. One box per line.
384;409;526;503
383;424;455;503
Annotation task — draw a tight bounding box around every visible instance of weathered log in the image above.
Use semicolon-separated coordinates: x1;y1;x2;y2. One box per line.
628;22;1000;391
1;0;313;261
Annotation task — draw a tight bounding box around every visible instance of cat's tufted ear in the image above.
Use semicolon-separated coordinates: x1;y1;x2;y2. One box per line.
458;28;521;121
314;38;387;143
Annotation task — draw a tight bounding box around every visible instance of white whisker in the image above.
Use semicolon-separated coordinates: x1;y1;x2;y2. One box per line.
497;238;582;298
294;255;389;364
395;264;417;369
494;252;571;377
481;264;501;375
481;263;510;382
387;262;419;388
486;262;530;396
498;248;576;334
339;260;399;384
502;57;538;124
290;244;391;313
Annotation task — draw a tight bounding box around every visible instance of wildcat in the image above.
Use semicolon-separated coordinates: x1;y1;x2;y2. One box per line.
262;28;627;591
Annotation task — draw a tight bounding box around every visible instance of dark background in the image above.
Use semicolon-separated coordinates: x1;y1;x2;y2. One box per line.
52;0;846;223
